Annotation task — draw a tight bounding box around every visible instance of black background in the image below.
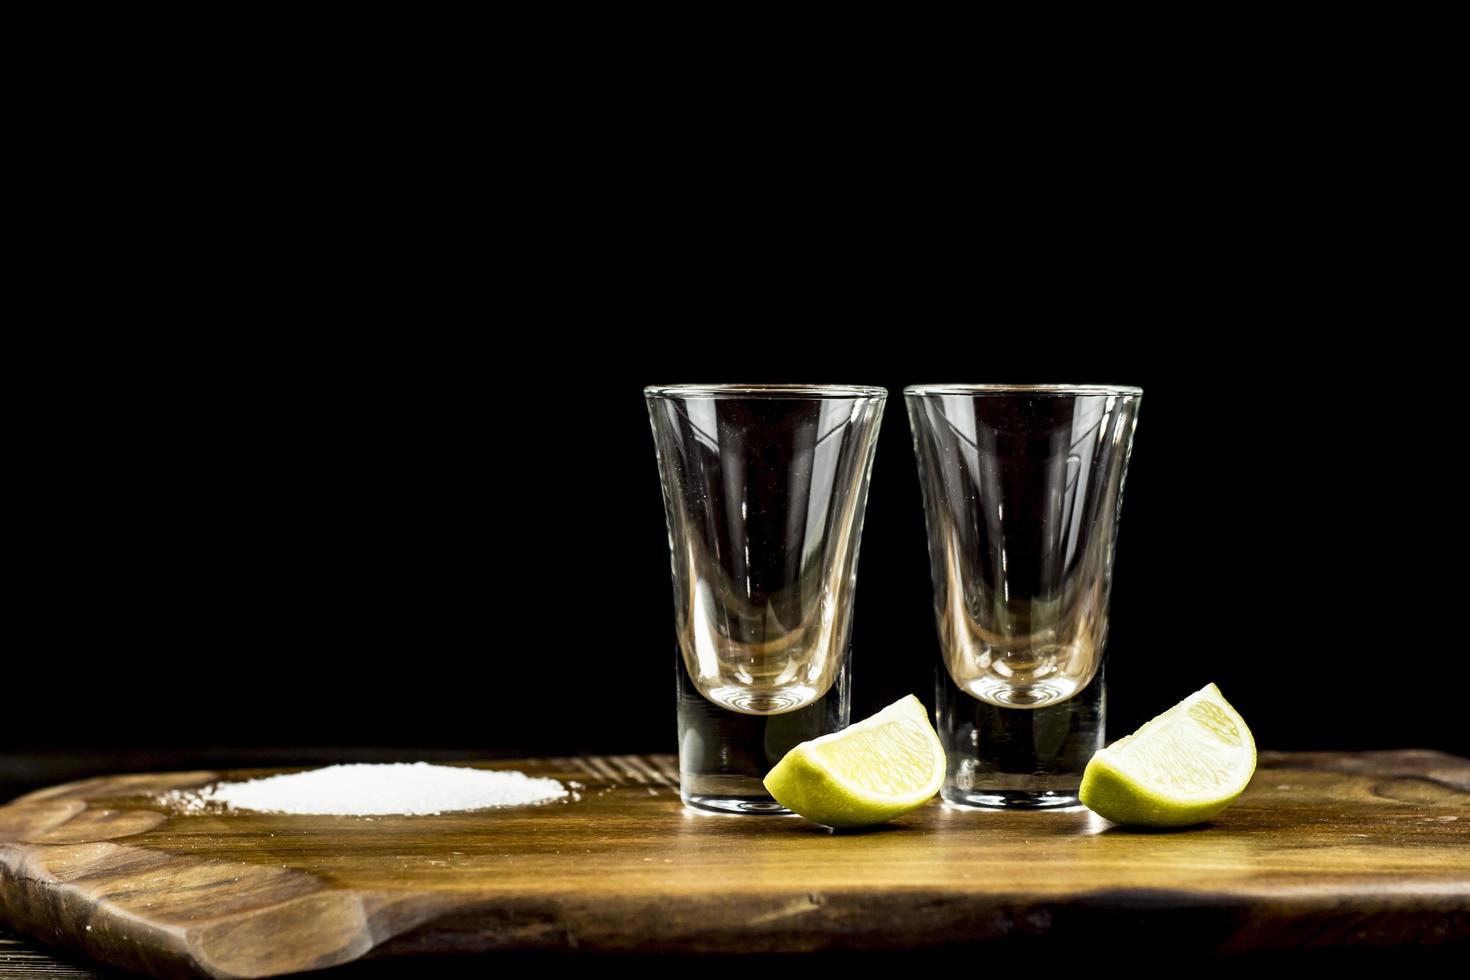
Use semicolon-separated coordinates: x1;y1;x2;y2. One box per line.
5;75;1464;772
1;46;1463;980
9;339;1465;763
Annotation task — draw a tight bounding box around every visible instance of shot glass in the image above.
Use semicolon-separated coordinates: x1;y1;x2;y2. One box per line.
905;384;1142;809
646;384;886;814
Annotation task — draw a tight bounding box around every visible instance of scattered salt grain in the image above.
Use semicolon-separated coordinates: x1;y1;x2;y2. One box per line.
166;763;567;816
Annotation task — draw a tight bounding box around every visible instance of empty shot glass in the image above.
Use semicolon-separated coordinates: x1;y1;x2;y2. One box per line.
906;384;1142;809
646;384;886;814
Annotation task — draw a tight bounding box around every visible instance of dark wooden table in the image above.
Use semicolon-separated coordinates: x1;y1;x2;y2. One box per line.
3;749;1466;978
1;748;518;979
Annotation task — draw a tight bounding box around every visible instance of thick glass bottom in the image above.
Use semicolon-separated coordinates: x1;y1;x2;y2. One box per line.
675;649;850;815
936;662;1105;811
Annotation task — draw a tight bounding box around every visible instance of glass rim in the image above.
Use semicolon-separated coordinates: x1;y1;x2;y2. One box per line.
645;383;887;399
904;383;1142;397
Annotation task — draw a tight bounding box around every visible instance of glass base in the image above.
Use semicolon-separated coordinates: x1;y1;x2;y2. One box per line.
682;793;794;816
675;649;850;815
942;788;1084;810
936;662;1105;811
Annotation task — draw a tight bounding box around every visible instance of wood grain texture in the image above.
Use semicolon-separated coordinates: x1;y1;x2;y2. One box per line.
0;751;1466;979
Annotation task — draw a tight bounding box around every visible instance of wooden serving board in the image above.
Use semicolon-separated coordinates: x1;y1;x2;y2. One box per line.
1;751;1467;978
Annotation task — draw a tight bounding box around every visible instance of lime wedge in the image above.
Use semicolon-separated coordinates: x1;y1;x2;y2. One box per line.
1080;683;1256;827
763;695;945;828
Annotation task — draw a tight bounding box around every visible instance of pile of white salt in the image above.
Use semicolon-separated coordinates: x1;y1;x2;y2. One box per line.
167;763;567;816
